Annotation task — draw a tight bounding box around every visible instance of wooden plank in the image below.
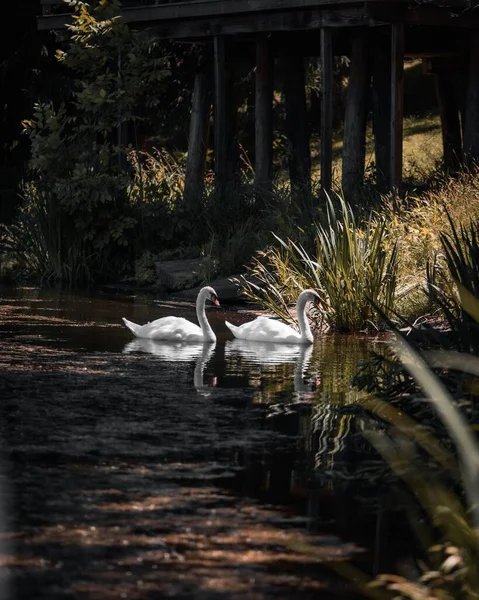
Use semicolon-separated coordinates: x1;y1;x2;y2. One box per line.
184;70;212;207
433;59;463;173
405;5;479;28
390;22;404;192
342;33;369;200
254;36;274;198
320;27;333;194
282;51;311;198
369;1;479;27
213;35;227;189
464;31;479;166
38;5;383;31
372;28;390;191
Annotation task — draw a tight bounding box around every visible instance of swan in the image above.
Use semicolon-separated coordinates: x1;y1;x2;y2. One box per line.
122;286;219;342
225;289;320;344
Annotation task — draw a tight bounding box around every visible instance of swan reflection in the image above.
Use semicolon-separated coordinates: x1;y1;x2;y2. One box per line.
123;339;217;395
225;339;305;365
225;339;317;397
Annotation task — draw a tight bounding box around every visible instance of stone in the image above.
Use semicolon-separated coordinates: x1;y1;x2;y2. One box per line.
175;275;241;302
155;258;205;292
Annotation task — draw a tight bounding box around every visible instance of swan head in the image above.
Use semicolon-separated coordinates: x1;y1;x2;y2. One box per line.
300;289;321;307
201;286;220;306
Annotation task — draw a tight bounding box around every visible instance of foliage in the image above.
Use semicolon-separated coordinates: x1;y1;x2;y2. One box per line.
360;336;479;600
426;214;479;354
0;182;94;285
345;217;479;598
237;194;399;332
14;0;170;286
383;169;479;321
288;323;479;599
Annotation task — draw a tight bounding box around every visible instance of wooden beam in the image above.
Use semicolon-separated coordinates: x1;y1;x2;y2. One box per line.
432;60;463;173
342;32;369;200
213;35;227;189
184;69;212;208
372;28;391;191
110;0;406;22
390;22;404;192
320;27;333;194
255;36;274;198
282;52;311;199
38;5;383;32
464;31;479;167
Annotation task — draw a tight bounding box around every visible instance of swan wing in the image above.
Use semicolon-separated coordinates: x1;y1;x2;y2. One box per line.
228;315;301;343
134;316;204;342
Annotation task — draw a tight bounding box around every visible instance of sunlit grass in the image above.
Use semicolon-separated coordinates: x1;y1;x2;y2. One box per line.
310;113;442;185
237;194;399;332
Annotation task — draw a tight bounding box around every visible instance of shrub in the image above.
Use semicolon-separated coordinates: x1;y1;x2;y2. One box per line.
237;194;399;332
15;0;170;286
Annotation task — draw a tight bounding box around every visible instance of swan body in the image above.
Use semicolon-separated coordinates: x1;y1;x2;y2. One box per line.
225;289;320;344
122;286;219;342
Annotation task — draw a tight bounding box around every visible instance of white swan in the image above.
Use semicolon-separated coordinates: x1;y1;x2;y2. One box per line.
122;286;219;342
224;289;320;344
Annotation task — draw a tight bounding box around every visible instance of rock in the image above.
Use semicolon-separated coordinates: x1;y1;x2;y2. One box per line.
155;258;264;304
155;258;205;292
175;275;242;302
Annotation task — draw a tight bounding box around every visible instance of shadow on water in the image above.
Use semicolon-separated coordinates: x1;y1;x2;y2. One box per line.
0;285;418;599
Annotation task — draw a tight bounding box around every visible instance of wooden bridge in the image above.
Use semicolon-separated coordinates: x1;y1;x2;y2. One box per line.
38;0;479;199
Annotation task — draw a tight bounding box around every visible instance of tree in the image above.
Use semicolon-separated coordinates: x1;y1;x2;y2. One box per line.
19;0;170;285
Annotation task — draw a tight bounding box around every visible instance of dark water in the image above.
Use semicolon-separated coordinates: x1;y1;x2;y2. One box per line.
0;285;411;599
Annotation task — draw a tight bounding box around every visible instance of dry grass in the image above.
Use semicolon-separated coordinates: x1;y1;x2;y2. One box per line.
310;112;443;185
386;170;479;319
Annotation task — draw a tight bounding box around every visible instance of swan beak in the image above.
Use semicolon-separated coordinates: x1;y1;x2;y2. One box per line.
212;295;220;306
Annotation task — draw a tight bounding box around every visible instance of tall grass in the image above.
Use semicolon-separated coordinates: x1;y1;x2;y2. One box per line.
426;213;479;353
238;194;399;332
286;332;479;599
360;336;479;600
1;183;93;286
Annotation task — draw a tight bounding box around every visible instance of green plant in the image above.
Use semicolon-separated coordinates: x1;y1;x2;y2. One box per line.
361;336;479;600
1;182;94;286
287;330;479;599
426;213;479;353
16;0;169;286
237;194;399;332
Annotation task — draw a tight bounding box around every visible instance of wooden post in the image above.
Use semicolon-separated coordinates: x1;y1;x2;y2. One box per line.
372;28;391;191
214;35;227;190
433;60;463;173
282;52;311;199
184;70;211;208
342;33;369;200
320;27;333;195
390;23;404;192
464;31;479;167
255;36;274;199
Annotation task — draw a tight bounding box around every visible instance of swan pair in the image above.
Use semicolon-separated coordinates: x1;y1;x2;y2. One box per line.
122;286;321;344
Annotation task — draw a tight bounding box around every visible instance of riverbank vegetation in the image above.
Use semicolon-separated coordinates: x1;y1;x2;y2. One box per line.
2;0;479;336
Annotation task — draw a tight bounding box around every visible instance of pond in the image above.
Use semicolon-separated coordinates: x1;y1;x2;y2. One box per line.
0;285;415;599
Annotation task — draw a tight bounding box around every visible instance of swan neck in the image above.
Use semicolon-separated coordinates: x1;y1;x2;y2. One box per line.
296;294;313;342
197;292;216;341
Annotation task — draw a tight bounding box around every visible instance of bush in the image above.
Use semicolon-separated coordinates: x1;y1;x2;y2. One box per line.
237;194;399;332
